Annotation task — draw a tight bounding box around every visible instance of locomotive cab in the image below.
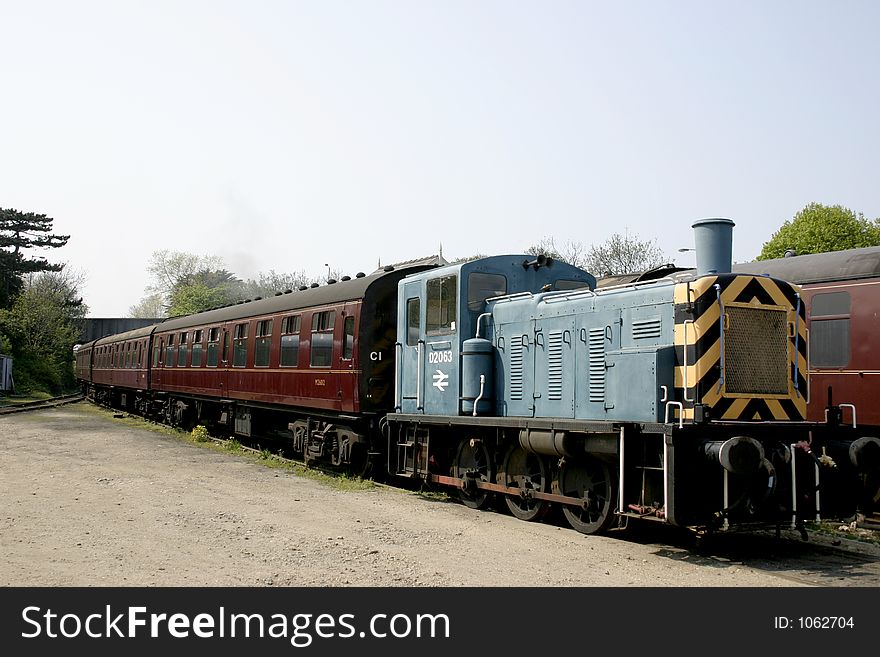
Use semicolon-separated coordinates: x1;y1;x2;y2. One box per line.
395;256;595;416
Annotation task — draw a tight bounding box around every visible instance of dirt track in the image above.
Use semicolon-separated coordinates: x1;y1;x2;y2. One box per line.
2;403;879;587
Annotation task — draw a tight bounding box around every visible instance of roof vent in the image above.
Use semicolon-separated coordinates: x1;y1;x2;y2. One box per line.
384;265;395;272
299;286;308;291
254;296;262;300
356;272;365;278
274;292;282;296
327;278;337;284
341;275;351;281
310;283;319;288
284;289;293;294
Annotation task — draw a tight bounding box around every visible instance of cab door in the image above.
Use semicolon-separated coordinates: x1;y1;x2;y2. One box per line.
399;281;423;413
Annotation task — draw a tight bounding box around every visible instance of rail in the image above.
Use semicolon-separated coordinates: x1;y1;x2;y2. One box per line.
0;393;84;415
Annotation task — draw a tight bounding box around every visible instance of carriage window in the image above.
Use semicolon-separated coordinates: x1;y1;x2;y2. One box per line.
178;332;188;367
467;272;507;311
206;327;219;367
426;275;457;335
406;297;420;346
310;311;335;367
255;319;272;367
233;323;248;367
810;292;851;368
343;316;355;360
165;335;176;367
191;330;203;367
154;340;162;368
281;315;301;367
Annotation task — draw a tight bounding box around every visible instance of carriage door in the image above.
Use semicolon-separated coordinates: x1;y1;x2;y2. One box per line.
338;303;358;412
218;326;230;396
399;281;424;413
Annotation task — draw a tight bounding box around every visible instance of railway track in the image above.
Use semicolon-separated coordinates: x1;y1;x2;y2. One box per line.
0;393;84;415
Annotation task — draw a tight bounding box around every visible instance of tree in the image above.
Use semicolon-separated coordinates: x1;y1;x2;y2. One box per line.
237;270;314;299
132;251;232;316
167;282;231;317
757;203;880;260
0;208;70;308
526;237;588;269
128;293;167;319
145;250;225;298
0;268;87;393
584;232;667;276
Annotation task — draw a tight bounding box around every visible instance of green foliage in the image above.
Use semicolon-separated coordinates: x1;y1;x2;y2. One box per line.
0;331;11;355
128;292;166;319
0;270;87;394
132;249;343;318
758;203;880;260
167;281;231;316
0;208;70;309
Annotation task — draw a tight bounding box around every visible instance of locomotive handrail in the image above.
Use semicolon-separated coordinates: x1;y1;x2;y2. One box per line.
664;401;684;429
682;320;695;402
825;403;857;428
486;291;533;304
541;288;596;304
394;342;402;411
595;276;678;294
417;340;425;411
714;283;725;394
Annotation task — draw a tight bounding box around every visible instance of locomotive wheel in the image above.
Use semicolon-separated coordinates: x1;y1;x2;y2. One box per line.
557;457;616;535
453;438;494;510
501;446;550;521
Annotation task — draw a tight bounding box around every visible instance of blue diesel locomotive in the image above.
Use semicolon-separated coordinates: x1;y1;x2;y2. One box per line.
387;219;878;534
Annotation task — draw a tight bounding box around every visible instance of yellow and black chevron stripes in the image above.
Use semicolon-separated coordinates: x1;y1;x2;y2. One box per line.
672;273;808;422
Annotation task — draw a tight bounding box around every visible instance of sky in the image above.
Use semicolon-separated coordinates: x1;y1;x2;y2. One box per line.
1;0;879;317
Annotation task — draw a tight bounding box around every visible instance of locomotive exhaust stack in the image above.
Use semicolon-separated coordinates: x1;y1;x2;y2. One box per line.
692;217;735;276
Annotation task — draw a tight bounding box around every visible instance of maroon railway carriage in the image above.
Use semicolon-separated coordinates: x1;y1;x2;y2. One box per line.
74;340;95;385
84;325;156;407
143;263;434;470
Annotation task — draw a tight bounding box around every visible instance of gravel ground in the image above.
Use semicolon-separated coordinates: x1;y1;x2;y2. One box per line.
2;403;879;587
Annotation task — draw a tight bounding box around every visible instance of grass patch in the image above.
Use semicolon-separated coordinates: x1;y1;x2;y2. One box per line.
0;391;55;406
807;519;880;547
80;403;374;492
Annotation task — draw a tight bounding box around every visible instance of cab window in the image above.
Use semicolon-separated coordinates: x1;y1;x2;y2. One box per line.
467;272;506;311
426;275;457;335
